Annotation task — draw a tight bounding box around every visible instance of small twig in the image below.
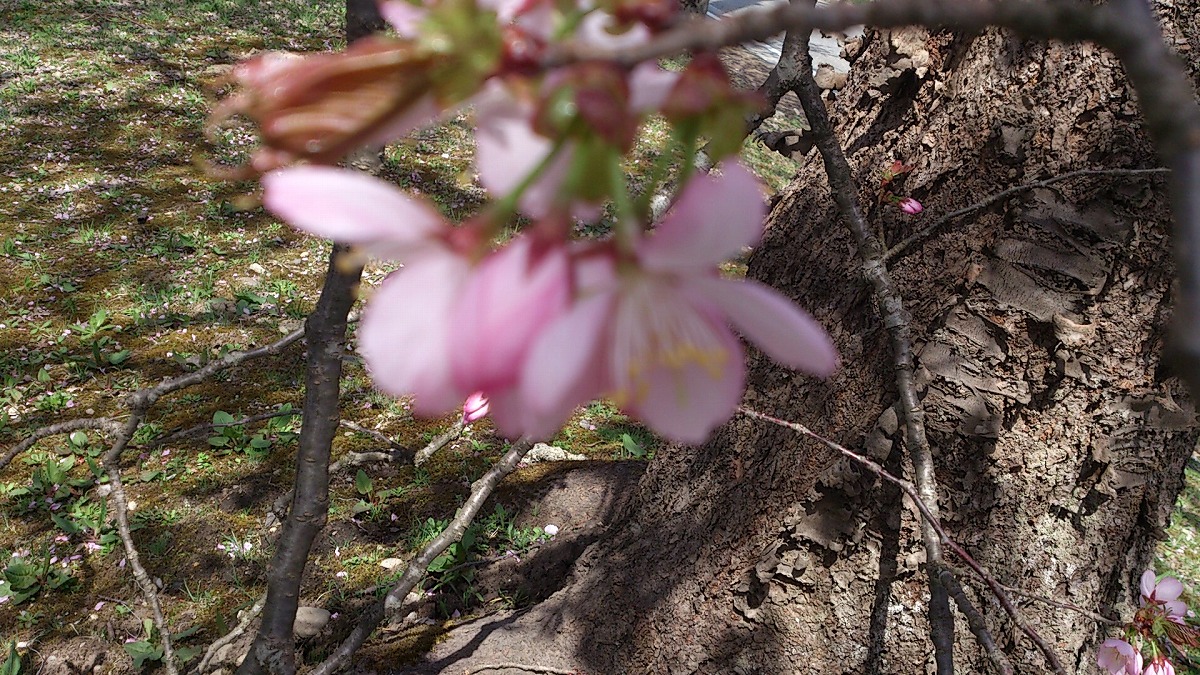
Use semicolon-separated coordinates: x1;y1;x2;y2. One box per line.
124;328;304;415
738;408;1069;675
936;564;1014;675
145;409;300;449
464;665;579;675
197;592;266;673
102;415;179;675
787;28;956;674
309;438;535;675
0;418;123;473
992;578;1122;626
340;419;407;451
884;167;1170;262
413;420;465;467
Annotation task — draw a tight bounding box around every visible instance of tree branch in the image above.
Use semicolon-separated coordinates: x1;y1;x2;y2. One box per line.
102;415;179;675
0;417;123;473
145;409;300;449
238;245;363;675
739;408;1069;674
785;27;956;674
936;564;1014;675
884;167;1170;262
308;438;535;675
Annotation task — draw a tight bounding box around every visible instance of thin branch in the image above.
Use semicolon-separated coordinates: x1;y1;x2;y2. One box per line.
146;409;300;449
746;13;811;136
786;28;956;674
0;418;122;473
309;438;535;675
123;328;304;414
197;592;267;673
738;408;1069;675
102;414;179;675
884;167;1170;262
339;419;407;451
464;665;579;675
936;564;1014;675
413;419;465;467
991;578;1123;626
547;0;1109;69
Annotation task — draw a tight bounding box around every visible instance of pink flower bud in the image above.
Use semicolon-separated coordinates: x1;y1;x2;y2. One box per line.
462;392;491;423
898;197;924;215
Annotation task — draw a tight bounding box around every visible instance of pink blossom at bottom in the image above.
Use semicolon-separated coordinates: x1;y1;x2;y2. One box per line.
1144;657;1175;675
462;392;491;423
1097;639;1142;675
898;197;924;214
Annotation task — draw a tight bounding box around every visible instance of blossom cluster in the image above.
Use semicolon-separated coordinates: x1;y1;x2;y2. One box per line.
1097;571;1200;675
214;0;838;443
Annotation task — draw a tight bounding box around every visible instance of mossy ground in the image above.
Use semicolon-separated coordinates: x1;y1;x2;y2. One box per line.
0;0;1195;672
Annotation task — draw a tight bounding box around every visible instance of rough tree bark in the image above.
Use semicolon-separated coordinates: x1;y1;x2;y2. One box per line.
409;3;1200;674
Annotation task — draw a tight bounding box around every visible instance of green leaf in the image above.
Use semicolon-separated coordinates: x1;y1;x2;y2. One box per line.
68;431;88;447
354;470;373;496
207;436;229;448
0;639;22;675
107;350;131;365
249;436;271;450
173;646;200;664
123;641;162;670
621;433;646;458
51;512;81;535
212;410;235;426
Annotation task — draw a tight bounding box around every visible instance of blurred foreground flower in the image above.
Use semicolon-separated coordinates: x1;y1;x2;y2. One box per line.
518;162;837;443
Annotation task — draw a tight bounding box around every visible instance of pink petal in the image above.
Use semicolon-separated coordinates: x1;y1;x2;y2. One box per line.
449;237;571;392
1141;570;1157;603
628;62;679;113
361;94;443;148
1155;576;1184;603
262;167;446;257
462;392;490;423
473;86;570;219
358;252;471;415
610;283;744;444
639;161;766;271
691;277;838;377
378;0;426;38
519;291;614;438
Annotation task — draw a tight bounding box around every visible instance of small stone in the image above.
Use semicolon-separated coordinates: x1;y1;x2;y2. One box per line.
522;443;586;464
379;557;403;570
293;607;331;638
543;524;559;537
248;263;267;275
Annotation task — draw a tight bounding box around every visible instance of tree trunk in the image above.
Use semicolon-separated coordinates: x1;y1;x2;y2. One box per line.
411;6;1200;675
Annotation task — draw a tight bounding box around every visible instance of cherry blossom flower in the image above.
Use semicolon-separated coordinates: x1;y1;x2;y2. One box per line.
1141;570;1188;619
462;392;491;423
263;166;572;425
1144;657;1176;675
1097;638;1143;675
519;162;837;443
898;197;924;214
